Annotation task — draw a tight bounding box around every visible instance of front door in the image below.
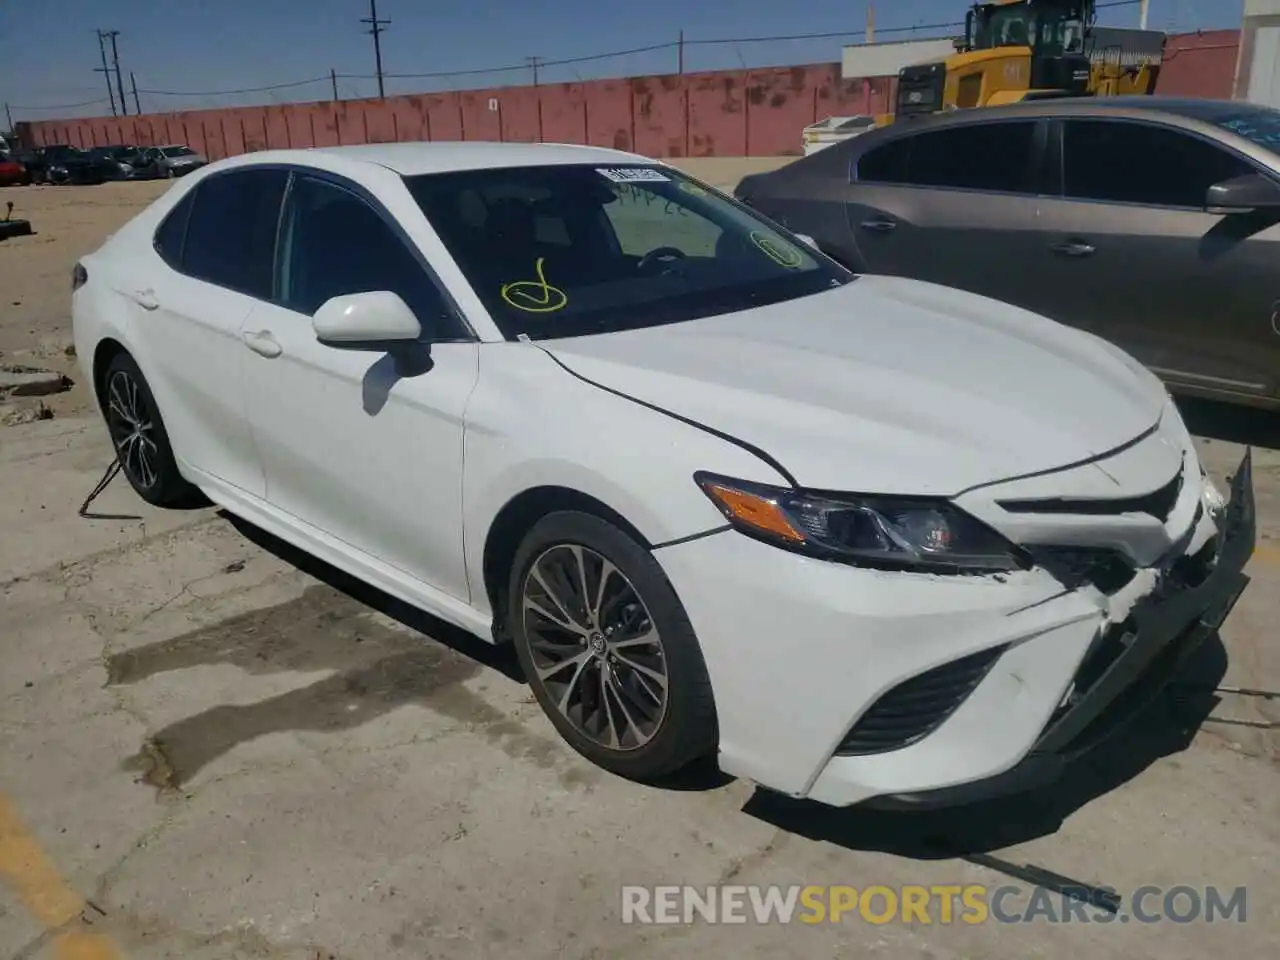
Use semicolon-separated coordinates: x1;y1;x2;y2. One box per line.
239;171;479;602
1035;117;1280;399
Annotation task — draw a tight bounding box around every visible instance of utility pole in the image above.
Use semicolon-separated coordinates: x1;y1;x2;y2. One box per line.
866;0;876;43
130;72;141;114
526;56;542;86
361;0;390;99
3;103;13;133
95;30;119;116
678;31;684;75
1139;0;1150;29
106;30;128;115
331;68;340;100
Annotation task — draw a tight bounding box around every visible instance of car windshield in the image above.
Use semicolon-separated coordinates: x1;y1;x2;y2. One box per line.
162;146;194;157
1198;106;1280;155
405;164;849;340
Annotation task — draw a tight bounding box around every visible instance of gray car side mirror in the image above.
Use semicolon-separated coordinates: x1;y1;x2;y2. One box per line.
1206;173;1280;215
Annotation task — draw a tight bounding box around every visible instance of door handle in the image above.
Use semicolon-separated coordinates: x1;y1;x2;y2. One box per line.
1050;240;1096;258
129;288;159;310
242;330;282;358
859;218;898;233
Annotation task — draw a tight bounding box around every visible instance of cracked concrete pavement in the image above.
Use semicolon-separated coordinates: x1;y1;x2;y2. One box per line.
2;164;1279;959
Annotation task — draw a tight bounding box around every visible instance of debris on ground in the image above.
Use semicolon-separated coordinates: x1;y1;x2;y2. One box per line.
0;363;73;398
1;400;55;426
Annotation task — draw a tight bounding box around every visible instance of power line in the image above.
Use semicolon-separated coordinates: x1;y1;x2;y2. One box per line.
138;76;332;97
7;96;114;112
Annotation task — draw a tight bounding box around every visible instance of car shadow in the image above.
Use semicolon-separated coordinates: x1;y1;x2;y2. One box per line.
1176;396;1280;451
220;510;523;683
741;632;1228;882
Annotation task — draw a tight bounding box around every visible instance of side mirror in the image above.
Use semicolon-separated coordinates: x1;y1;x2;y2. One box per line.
312;291;422;348
1205;173;1280;214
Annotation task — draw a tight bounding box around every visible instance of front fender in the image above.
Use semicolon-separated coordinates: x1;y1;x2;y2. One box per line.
462;344;790;617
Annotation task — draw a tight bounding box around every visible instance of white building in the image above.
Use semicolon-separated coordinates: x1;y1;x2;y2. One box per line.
1237;0;1280;106
841;37;959;80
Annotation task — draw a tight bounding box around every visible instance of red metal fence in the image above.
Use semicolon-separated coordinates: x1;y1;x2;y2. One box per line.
18;30;1240;159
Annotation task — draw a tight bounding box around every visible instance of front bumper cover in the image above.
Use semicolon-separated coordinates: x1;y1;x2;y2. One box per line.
866;449;1256;810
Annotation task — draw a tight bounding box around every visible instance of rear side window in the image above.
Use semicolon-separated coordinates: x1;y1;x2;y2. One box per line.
1060;120;1254;208
857;121;1038;194
153;191;194;269
181;168;289;299
856;137;912;183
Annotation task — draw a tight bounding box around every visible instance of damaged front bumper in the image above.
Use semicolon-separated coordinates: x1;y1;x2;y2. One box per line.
867;449;1256;810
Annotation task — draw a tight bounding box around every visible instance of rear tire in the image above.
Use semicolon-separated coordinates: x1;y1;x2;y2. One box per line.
507;510;718;781
100;352;200;507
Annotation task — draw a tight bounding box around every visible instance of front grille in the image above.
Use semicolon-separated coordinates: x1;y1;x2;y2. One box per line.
835;645;1007;756
999;467;1183;523
1030;546;1136;594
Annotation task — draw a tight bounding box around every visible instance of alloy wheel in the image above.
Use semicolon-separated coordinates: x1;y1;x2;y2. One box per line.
105;369;160;490
521;544;670;751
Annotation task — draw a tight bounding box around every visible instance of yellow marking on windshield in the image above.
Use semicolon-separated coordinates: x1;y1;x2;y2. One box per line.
500;258;569;313
749;231;805;268
678;181;709;197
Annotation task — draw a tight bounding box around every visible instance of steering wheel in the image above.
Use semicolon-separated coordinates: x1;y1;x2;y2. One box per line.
636;246;688;274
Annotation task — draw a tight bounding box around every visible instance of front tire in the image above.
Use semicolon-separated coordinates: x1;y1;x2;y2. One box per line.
508;510;718;781
100;352;199;507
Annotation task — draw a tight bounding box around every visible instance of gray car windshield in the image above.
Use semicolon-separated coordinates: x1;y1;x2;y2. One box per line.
405;164;849;340
1204;107;1280;153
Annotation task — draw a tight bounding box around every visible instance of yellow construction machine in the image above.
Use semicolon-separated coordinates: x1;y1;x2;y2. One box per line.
893;0;1163;119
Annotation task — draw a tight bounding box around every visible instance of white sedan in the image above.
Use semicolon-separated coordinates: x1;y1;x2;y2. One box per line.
72;142;1256;809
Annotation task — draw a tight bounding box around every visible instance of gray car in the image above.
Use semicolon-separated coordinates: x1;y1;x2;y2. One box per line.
735;97;1280;411
134;144;208;179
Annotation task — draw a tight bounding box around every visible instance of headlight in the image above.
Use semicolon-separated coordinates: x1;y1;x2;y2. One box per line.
1201;471;1227;521
694;472;1025;573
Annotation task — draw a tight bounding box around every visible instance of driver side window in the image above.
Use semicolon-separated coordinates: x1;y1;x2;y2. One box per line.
277;174;454;335
601;184;724;257
1060;120;1254;208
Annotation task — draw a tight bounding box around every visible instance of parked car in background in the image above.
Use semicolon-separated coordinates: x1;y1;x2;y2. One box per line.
22;144;111;185
736;96;1280;412
87;145;147;180
70;142;1254;810
132;144;208;179
0;154;29;186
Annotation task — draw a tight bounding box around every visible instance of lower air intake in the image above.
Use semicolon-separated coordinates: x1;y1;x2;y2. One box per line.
835;644;1007;756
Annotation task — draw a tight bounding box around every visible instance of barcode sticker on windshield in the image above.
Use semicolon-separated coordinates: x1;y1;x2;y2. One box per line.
596;167;670;183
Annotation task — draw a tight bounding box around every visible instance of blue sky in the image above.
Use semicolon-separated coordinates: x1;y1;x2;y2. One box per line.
1;0;1244;122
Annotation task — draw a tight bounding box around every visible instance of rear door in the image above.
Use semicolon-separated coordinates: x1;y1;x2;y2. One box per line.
844;118;1052;310
121;168;288;497
1035;117;1280;399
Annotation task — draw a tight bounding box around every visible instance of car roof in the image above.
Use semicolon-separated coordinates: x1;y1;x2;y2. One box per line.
882;96;1265;129
276;141;652;176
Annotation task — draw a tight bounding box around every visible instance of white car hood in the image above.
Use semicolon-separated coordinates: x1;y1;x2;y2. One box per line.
541;276;1167;495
